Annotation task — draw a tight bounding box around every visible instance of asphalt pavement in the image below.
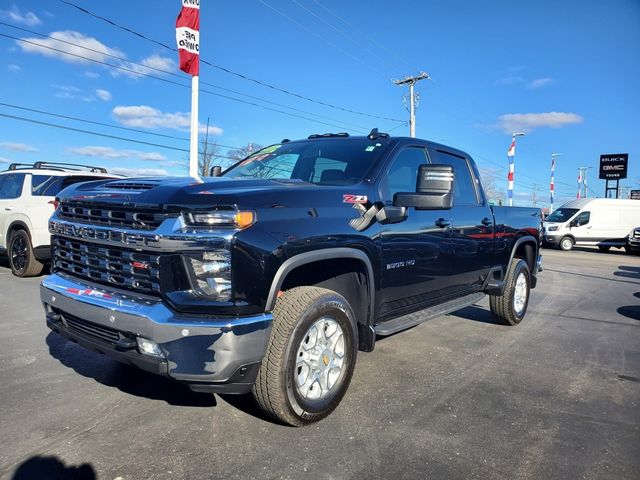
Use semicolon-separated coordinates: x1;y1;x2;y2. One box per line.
0;248;639;480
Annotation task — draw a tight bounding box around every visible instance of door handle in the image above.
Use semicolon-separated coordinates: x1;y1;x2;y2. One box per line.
586;226;592;229
435;218;450;228
481;217;492;226
4;207;13;211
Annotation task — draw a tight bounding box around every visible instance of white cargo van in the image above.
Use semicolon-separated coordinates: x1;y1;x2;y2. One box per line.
543;198;640;252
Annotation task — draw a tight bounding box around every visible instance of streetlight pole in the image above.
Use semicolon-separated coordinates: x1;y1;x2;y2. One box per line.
507;132;525;206
550;153;561;213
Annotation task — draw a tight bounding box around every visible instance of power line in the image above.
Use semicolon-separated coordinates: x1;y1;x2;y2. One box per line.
0;101;247;151
1;32;372;134
0;23;371;133
55;0;404;123
0;111;242;161
257;0;388;79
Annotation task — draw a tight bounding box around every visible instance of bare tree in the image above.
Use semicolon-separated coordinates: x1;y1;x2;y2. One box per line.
199;137;220;176
479;167;505;205
227;142;263;162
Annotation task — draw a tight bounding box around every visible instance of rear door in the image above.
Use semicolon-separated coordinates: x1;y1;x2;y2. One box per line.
0;173;27;249
428;148;494;293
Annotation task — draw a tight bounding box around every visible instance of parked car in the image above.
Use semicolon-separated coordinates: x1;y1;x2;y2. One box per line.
628;227;640;255
543;198;640;252
42;130;543;426
0;162;119;276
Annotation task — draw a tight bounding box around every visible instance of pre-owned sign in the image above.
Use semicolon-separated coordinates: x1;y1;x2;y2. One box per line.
630;190;640;200
599;153;628;179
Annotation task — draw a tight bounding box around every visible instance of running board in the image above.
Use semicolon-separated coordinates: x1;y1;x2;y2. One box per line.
374;292;486;336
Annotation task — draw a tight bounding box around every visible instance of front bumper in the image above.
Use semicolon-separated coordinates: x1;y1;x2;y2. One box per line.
543;234;559;246
41;273;272;394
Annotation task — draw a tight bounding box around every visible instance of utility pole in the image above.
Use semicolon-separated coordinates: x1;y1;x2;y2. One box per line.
532;184;539;206
393;72;430;137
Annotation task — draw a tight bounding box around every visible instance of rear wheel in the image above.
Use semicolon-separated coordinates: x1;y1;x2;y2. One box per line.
490;258;531;326
598;245;611;252
252;286;357;426
9;230;44;277
559;236;574;251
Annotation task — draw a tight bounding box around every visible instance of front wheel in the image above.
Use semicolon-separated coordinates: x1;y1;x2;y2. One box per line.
252;286;358;426
490;258;531;326
559;236;574;251
9;230;44;277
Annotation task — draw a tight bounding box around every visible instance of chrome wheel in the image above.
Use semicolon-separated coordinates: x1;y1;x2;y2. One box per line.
513;272;528;315
295;317;345;401
11;235;28;273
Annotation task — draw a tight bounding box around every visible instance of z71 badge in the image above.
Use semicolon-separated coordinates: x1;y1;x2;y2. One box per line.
343;194;368;204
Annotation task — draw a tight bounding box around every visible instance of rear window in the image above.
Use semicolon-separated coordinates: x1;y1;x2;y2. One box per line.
32;175;107;196
0;173;26;199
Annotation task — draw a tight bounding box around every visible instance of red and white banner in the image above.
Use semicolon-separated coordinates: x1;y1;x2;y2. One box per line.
176;0;200;76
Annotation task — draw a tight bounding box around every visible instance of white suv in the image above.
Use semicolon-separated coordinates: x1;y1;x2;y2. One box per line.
0;162;119;277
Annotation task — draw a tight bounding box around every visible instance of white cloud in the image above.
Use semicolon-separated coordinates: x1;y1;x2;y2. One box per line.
0;142;39;152
7;64;21;72
496;76;525;86
67;146;167;162
0;156;15;164
95;89;112;101
84;71;100;79
18;31;125;65
527;78;554;89
112;105;223;135
497;112;583;134
1;5;42;26
110;167;168;177
113;54;176;78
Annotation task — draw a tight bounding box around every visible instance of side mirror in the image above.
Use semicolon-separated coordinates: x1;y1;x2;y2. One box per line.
209;165;222;177
393;164;454;210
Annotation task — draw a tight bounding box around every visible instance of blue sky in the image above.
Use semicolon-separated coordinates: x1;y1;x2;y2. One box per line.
0;0;639;208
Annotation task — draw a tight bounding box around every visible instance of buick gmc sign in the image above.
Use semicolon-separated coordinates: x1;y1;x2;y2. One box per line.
599;153;628;179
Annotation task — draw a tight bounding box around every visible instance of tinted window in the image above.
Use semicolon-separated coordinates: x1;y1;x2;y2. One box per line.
224;139;386;185
32;175;61;196
0;173;26;199
573;211;590;226
429;150;478;205
380;147;428;202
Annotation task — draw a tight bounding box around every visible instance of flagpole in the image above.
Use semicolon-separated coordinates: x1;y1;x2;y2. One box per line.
189;74;199;178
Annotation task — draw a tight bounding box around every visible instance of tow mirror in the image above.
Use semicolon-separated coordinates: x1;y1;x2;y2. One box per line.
209;166;222;177
393;164;454;210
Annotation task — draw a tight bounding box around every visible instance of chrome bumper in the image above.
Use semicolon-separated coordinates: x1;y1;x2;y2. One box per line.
41;274;272;392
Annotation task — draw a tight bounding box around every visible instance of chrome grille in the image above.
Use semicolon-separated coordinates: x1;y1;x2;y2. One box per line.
58;201;172;230
52;236;162;295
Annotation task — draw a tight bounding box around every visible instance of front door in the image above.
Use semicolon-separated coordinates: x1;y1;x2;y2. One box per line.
377;146;454;320
0;173;27;249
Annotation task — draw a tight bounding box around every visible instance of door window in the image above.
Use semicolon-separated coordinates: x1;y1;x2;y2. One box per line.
0;173;26;199
429;150;479;206
572;211;590;227
380;147;429;202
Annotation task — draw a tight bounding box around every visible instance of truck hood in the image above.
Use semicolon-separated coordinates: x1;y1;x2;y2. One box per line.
57;176;370;210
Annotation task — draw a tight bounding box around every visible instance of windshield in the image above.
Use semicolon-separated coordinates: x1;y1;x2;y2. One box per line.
222;138;387;185
546;208;579;223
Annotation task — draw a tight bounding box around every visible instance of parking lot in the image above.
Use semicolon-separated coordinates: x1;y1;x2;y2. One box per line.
0;248;639;480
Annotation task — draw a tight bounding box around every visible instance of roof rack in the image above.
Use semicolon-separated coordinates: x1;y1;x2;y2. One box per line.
7;162;107;173
308;132;350;139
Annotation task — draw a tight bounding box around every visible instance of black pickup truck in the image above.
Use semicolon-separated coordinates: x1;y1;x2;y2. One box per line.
41;130;542;426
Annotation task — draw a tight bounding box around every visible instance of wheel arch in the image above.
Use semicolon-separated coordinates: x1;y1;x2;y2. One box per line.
508;235;539;288
6;220;32;241
266;248;376;351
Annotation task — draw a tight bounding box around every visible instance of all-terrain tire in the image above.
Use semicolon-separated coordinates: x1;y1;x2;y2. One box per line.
9;229;44;277
489;258;531;326
252;286;357;427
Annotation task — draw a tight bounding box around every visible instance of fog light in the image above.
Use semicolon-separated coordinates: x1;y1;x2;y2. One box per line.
136;337;164;357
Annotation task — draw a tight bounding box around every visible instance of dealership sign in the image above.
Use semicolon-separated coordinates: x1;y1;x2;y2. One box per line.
599;153;628;179
631;190;640;200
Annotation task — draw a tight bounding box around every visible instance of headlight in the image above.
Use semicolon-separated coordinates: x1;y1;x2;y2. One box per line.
185;250;232;300
547;226;558;232
182;209;255;229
